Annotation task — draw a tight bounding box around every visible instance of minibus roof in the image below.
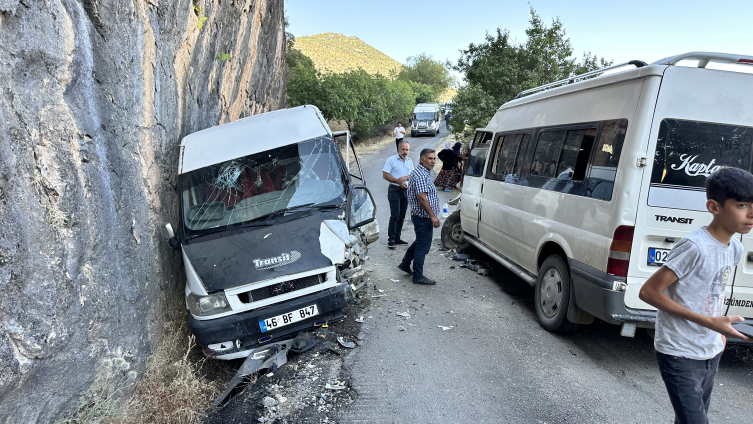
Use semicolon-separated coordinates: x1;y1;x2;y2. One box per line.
179;105;331;174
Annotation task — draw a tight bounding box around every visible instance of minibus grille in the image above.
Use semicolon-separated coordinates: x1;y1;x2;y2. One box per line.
246;274;324;302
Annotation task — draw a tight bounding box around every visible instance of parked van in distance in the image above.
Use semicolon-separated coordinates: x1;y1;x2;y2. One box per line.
164;105;379;359
442;52;753;338
410;103;441;137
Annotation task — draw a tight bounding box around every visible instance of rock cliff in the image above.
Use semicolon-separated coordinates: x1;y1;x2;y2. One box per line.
0;0;286;421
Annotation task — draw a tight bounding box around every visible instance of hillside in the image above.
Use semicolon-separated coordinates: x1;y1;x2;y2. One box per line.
293;32;402;76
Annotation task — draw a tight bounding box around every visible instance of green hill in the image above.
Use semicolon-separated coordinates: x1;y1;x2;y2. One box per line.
292;32;402;76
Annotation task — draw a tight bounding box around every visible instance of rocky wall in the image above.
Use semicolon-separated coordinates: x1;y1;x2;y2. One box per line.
0;0;286;421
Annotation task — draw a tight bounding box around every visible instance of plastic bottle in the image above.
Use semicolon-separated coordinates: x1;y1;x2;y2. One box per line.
442;202;449;218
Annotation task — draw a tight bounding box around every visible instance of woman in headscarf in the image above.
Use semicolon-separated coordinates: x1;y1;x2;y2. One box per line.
451;142;466;187
434;141;460;192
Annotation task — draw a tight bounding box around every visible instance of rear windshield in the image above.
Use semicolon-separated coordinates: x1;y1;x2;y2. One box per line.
651;119;753;188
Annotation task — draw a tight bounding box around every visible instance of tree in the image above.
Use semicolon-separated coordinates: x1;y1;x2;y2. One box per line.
398;53;453;102
449;8;612;141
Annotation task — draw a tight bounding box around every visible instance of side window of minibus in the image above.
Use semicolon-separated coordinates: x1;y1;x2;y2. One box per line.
587;119;628;201
466;131;492;177
490;133;524;182
530;131;567;181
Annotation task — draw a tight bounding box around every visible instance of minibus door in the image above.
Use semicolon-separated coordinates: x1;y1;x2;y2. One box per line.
628;65;753;317
461;130;493;237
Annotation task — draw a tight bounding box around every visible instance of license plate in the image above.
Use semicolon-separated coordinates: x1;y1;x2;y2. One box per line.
648;248;671;267
259;304;319;332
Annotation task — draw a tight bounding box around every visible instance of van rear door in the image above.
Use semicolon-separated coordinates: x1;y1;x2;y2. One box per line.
628;65;753;315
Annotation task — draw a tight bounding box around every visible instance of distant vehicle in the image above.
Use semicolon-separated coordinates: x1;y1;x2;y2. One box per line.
443;52;753;339
410;103;441;137
164;105;379;359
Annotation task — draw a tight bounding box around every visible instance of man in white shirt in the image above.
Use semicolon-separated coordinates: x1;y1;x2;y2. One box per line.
394;122;406;151
382;140;413;248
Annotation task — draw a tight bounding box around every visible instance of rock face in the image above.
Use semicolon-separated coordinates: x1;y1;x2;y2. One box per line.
0;0;286;421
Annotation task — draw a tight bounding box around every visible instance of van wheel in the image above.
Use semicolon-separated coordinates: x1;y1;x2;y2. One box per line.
441;211;469;250
534;255;579;333
410;131;416;137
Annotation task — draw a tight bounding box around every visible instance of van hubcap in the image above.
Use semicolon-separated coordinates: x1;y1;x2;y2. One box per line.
540;268;563;317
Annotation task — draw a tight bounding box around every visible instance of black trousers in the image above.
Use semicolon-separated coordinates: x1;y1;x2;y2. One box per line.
387;186;408;243
395;138;406;151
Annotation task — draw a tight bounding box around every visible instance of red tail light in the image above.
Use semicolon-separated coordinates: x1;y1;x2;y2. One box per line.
607;225;634;277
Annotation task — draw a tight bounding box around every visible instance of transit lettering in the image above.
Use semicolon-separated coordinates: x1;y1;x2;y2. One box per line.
655;215;695;225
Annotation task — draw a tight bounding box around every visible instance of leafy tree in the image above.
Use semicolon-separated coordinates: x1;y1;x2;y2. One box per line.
410;82;437;104
398;53;453;102
450;8;612;141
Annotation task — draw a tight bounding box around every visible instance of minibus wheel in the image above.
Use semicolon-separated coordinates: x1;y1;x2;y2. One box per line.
441;211;469;250
534;255;579;333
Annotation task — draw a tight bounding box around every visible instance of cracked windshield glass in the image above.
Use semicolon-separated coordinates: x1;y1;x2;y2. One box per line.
180;136;346;235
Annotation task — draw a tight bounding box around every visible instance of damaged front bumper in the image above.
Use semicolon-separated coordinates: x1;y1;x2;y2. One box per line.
189;284;350;360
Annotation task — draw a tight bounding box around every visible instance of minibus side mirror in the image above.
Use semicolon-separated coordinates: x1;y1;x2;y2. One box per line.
347;185;376;229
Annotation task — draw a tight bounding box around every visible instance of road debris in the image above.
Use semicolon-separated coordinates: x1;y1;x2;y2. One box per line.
396;311;411;319
389;279;399;283
325;381;346;390
337;337;356;349
355;316;365;323
399;325;406;331
212;340;292;408
437;325;454;331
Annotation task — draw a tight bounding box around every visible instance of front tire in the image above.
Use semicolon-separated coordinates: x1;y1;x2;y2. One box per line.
534;255;579;333
441;211;469;250
411;131;416;137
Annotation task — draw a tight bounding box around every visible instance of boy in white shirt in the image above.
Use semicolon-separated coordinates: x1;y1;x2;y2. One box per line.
640;167;752;424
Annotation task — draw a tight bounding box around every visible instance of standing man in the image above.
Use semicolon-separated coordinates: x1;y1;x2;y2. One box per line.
397;148;440;285
382;140;413;249
394;122;406;151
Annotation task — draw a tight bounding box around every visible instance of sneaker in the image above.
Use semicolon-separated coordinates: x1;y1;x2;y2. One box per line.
397;263;412;275
395;239;409;246
412;277;437;285
388;241;396;249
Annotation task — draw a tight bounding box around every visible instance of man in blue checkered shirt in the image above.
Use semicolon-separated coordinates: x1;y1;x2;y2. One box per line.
397;148;440;285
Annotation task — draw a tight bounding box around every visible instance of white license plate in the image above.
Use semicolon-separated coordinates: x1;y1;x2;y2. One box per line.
648;248;671;267
259;304;319;332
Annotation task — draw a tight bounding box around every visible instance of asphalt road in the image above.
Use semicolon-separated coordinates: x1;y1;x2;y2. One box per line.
336;124;753;424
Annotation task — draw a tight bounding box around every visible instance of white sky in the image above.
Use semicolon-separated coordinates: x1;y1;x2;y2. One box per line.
286;0;753;80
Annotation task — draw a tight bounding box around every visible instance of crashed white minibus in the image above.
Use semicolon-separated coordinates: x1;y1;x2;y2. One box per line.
443;52;753;337
165;105;378;359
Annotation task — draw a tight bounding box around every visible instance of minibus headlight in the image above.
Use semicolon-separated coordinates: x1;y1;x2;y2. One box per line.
187;292;231;316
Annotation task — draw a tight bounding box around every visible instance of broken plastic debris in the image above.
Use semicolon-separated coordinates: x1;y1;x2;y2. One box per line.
355;316;365;323
266;372;274;377
378;289;385;293
337;337;355;349
390;279;399;283
399;325;406;331
437;325;454;331
325;381;346;390
452;253;472;261
372;294;386;298
396;312;411;319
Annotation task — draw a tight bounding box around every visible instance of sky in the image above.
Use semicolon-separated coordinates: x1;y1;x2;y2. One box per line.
286;0;753;82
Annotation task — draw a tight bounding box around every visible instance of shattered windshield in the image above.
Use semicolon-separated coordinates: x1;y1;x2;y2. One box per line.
180;136;346;236
415;112;435;120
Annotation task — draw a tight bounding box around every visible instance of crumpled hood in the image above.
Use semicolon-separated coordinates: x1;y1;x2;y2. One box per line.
182;211;340;292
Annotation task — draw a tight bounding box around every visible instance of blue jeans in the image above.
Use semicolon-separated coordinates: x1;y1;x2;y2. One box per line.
401;215;433;281
387;186;408;243
656;351;722;424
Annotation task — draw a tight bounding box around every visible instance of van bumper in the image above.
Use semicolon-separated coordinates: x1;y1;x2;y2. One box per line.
188;284;349;359
569;259;656;327
412;128;435;135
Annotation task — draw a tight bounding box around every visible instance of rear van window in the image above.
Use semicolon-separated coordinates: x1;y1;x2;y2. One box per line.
649;119;753;210
467;132;493;177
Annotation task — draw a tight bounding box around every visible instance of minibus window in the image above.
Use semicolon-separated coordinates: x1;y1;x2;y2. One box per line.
466;147;490;177
556;129;597;181
650;119;753;189
490;133;525;179
530;131;567;178
512;133;533;183
586;119;627;201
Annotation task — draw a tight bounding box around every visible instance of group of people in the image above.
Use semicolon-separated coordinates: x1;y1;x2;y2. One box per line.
383;122;465;285
388;120;753;423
